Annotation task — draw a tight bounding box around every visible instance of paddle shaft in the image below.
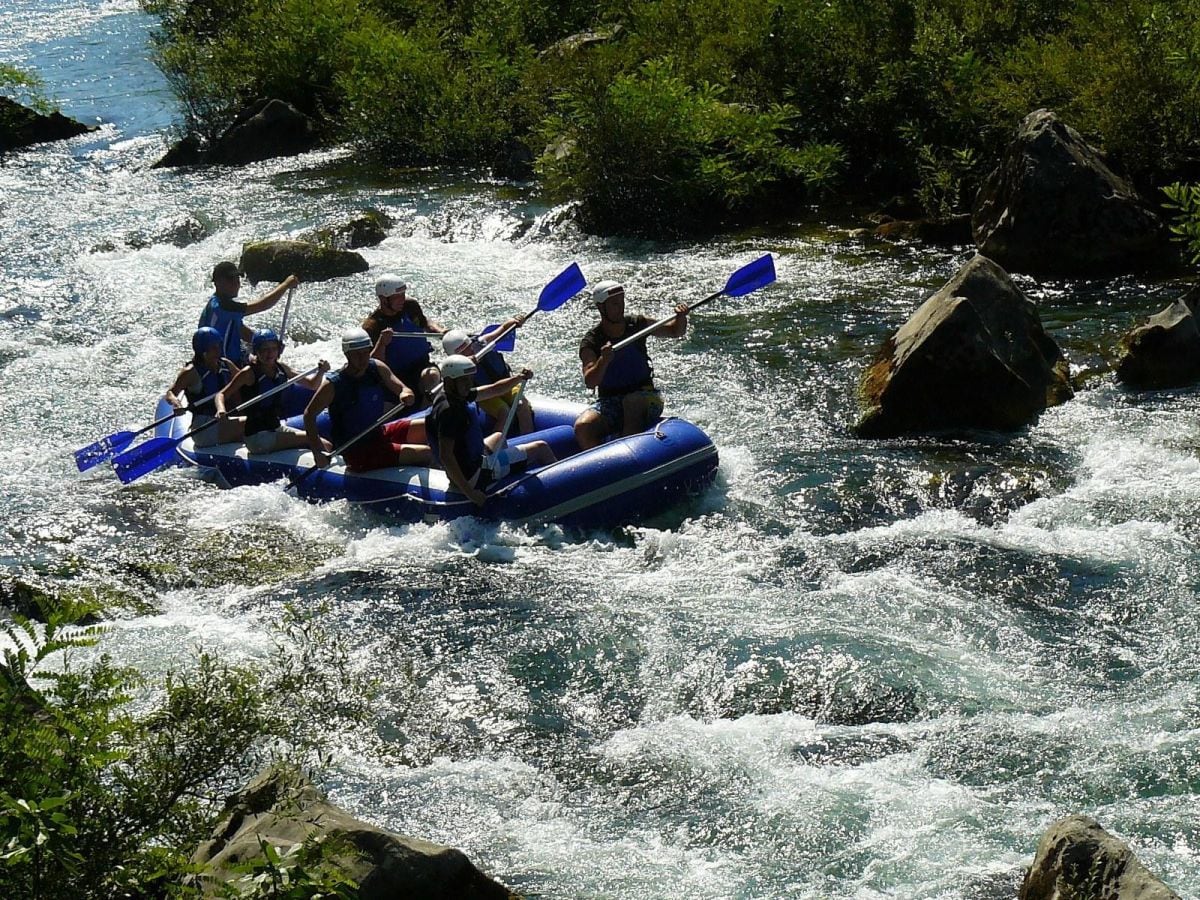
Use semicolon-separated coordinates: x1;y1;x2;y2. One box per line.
279;285;295;339
185;365;318;441
610;290;719;352
474;307;534;361
496;379;526;447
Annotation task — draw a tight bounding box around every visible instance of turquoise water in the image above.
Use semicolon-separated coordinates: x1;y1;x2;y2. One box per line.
3;3;1200;897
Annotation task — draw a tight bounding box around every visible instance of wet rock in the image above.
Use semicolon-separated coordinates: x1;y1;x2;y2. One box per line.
153;99;319;169
126;213;215;250
1020;814;1180;900
193;765;516;899
972;109;1169;277
873;215;973;247
793;732;910;767
301;209;393;250
1115;286;1200;389
239;239;368;284
855;254;1073;438
0;97;96;152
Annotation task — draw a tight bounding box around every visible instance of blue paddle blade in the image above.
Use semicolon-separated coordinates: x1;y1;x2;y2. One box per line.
537;262;586;312
723;254;776;297
482;324;517;352
112;437;179;484
74;431;136;471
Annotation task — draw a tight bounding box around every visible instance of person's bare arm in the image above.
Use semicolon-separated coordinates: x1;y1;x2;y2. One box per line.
477;369;530;401
581;345;612;389
303;381;335;467
440;435;485;507
654;304;689;338
164;367;195;410
216;366;253;417
243;274;299;314
376;360;415;407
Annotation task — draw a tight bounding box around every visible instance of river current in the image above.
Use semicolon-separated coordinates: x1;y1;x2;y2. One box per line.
3;2;1199;897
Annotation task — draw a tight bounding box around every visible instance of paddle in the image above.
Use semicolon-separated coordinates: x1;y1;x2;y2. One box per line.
474;262;585;360
111;365;319;484
476;324;516;353
279;285;296;340
285;398;411;492
480;380;527;486
611;254;777;352
74;387;225;472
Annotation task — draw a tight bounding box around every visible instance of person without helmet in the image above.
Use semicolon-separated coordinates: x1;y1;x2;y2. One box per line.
442;321;534;435
198;260;299;366
574;280;688;450
303;328;430;472
217;329;330;455
427;354;557;508
362;274;445;406
164;326;246;447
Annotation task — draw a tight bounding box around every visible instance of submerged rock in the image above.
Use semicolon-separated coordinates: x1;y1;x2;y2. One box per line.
1020;814;1180;900
0;96;95;152
972;109;1168;277
192;765;516;899
1115;286;1200;389
873;215;973;247
239;239;367;284
855;254;1073;438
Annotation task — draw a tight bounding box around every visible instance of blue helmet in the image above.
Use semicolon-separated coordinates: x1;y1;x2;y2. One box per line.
192;326;222;356
251;328;283;354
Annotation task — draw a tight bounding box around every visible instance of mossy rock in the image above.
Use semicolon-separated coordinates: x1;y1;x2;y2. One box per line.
301;209;393;250
240;239;368;284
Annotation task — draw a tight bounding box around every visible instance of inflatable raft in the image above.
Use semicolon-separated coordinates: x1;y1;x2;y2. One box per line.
153;393;718;529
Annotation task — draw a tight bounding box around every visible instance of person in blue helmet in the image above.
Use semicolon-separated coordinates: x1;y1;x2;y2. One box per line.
303;328;429;472
216;328;330;455
428;354;556;508
574;280;688;449
362;274;445;405
198;260;299;365
164;326;245;447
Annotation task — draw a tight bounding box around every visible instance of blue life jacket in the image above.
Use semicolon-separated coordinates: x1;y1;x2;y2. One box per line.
474;349;510;386
428;387;484;478
583;316;654;397
327;360;387;448
379;313;431;374
185;360;232;417
241;364;288;435
198;293;246;364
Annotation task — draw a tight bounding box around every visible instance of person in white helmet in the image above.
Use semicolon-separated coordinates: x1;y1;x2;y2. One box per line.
362;273;445;405
441;319;534;434
302;327;430;472
428;354;556;508
575;280;688;449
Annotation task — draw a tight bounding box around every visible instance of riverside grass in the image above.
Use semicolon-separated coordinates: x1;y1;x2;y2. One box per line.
139;0;1200;236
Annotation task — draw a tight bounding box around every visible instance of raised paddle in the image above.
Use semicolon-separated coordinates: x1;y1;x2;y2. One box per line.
474;262;585;360
279;285;296;340
285;397;412;492
611;254;777;352
111;365;320;484
476;324;516;353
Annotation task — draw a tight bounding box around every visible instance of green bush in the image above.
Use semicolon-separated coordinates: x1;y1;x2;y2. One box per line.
1163;182;1200;265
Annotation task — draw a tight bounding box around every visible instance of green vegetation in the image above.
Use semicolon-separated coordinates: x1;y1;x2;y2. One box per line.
1163;183;1200;265
0;595;374;898
139;0;1200;235
0;64;50;113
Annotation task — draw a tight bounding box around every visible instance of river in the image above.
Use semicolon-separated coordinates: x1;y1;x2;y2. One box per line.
3;2;1199;897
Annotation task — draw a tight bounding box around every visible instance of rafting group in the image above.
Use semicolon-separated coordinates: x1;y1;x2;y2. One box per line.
77;254;775;526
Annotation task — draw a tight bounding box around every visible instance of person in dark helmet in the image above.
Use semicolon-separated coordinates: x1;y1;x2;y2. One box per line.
217;328;329;455
198;260;298;365
303;328;429;472
574;280;688;449
163;326;244;447
428;354;556;508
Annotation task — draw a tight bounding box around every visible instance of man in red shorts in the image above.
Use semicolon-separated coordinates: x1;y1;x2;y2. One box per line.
303;328;431;471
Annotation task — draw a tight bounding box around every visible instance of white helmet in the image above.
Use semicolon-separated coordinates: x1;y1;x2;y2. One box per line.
341;327;373;353
442;329;472;356
591;280;624;306
439;354;477;380
375;274;407;298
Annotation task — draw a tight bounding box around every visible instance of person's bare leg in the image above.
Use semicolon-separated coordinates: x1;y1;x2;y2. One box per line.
573;410;608;450
621;393;653;437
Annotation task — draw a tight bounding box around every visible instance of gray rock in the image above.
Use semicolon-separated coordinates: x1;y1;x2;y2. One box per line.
855;254;1073;437
540;24;624;58
0;96;95;152
973;109;1169;277
1116;286;1200;389
153;99;319;169
301;209;393;250
193;765;515;899
1020;814;1180;900
126;213;215;250
239;239;368;284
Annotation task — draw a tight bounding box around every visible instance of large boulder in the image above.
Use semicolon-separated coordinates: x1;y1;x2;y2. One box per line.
301;209;393;250
154;99;319;168
193;765;515;899
239;239;368;284
855;254;1073;438
972;109;1169;277
1020;814;1180;900
1115;286;1200;389
0;97;95;152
